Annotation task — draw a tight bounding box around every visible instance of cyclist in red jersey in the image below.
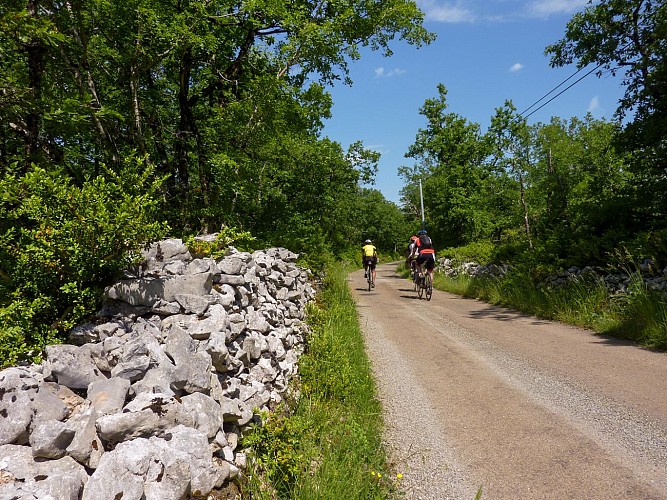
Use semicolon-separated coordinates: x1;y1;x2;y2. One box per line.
414;229;435;282
406;235;419;272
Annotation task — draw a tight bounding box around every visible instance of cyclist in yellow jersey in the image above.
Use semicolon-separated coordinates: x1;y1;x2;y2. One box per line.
362;239;378;287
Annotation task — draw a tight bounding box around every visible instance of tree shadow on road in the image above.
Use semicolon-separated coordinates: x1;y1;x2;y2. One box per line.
465;301;551;325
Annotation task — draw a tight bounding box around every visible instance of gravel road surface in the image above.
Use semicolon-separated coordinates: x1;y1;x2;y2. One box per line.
350;262;667;500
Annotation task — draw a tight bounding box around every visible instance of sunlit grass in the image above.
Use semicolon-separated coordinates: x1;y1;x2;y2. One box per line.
240;264;399;499
431;265;667;350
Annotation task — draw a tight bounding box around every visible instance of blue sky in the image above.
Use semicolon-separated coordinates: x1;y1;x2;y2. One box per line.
321;0;627;204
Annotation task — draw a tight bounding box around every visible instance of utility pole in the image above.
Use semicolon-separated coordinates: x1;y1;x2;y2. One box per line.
419;179;425;231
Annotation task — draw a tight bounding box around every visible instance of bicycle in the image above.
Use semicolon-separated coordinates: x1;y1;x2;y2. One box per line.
412;266;420;292
424;272;433;301
366;265;374;291
416;271;433;301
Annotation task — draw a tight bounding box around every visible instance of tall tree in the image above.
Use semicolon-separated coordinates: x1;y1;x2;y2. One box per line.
486;102;534;248
1;0;434;229
545;0;667;232
400;84;488;247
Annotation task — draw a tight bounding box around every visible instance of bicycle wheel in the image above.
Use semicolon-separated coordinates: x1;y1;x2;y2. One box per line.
425;273;433;301
412;270;418;291
417;276;424;299
367;272;372;292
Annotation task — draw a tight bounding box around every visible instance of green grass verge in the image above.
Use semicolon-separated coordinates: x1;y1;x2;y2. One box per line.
240;263;399;499
414;264;667;350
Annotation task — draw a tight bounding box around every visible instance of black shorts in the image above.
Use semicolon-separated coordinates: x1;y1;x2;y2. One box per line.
363;256;377;270
416;253;435;271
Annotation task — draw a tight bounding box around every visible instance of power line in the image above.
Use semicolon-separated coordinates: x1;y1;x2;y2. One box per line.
520;62;603;120
518;39;633;121
518;65;589;117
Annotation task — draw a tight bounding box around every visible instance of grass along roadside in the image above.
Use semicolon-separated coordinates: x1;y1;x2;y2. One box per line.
239;263;399;499
419;265;667;350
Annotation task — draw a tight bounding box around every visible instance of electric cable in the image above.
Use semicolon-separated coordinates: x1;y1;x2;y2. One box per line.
520;62;603;120
518;66;589;117
517;40;631;121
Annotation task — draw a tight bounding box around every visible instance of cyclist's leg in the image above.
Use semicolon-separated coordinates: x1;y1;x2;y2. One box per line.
416;254;424;277
370;259;377;286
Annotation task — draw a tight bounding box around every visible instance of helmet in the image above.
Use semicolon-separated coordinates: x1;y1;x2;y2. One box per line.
418;229;427;235
364;239;371;244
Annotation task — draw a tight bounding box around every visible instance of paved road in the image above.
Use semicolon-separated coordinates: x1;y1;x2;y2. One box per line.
350;262;667;500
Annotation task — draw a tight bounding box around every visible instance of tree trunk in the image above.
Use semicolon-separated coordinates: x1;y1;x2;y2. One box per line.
518;170;533;249
24;0;45;169
175;46;193;195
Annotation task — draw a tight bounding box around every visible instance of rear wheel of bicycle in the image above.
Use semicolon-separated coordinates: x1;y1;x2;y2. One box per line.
417;276;424;299
425;273;433;301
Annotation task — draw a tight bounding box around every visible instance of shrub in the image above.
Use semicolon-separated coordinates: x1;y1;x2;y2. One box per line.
0;158;168;367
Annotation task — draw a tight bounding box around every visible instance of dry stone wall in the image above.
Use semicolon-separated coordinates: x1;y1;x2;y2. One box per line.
437;257;667;295
0;237;315;500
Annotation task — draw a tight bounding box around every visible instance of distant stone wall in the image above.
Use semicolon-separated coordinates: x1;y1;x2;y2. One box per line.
0;237;315;499
437;257;667;295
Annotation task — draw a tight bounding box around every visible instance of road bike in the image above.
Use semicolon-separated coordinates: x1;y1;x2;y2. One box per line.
410;260;419;291
365;262;376;291
416;271;433;301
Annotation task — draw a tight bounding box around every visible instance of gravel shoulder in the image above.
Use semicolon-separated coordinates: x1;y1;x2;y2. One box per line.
350;262;667;500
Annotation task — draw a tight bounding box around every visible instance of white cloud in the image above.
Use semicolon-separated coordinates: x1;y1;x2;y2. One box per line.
510;63;525;73
587;96;600;113
374;67;407;78
368;144;388;154
418;0;477;23
527;0;590;17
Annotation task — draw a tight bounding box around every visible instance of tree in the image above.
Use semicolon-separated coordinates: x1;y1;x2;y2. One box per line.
353;188;411;253
400;91;632;266
0;0;436;363
545;0;667;233
400;84;489;247
1;0;434;229
485;102;534;249
526;115;630;264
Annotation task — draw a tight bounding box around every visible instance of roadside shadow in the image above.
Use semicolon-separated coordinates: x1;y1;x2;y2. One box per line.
587;334;640;348
466;300;551;325
585;330;666;352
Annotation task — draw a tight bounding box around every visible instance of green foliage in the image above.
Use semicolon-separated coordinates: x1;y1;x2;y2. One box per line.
0;0;434;243
438;240;496;265
241;263;395;499
241;407;307;496
352;188;412;253
400;84;490;247
0;158;168;368
184;227;256;260
546;0;667;243
436;260;667;350
615;286;667;350
400;83;654;269
0;298;62;368
1;0;435;369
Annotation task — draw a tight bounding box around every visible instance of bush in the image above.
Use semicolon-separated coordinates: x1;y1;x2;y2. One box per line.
438;239;497;265
0;158;168;368
184;227;257;259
